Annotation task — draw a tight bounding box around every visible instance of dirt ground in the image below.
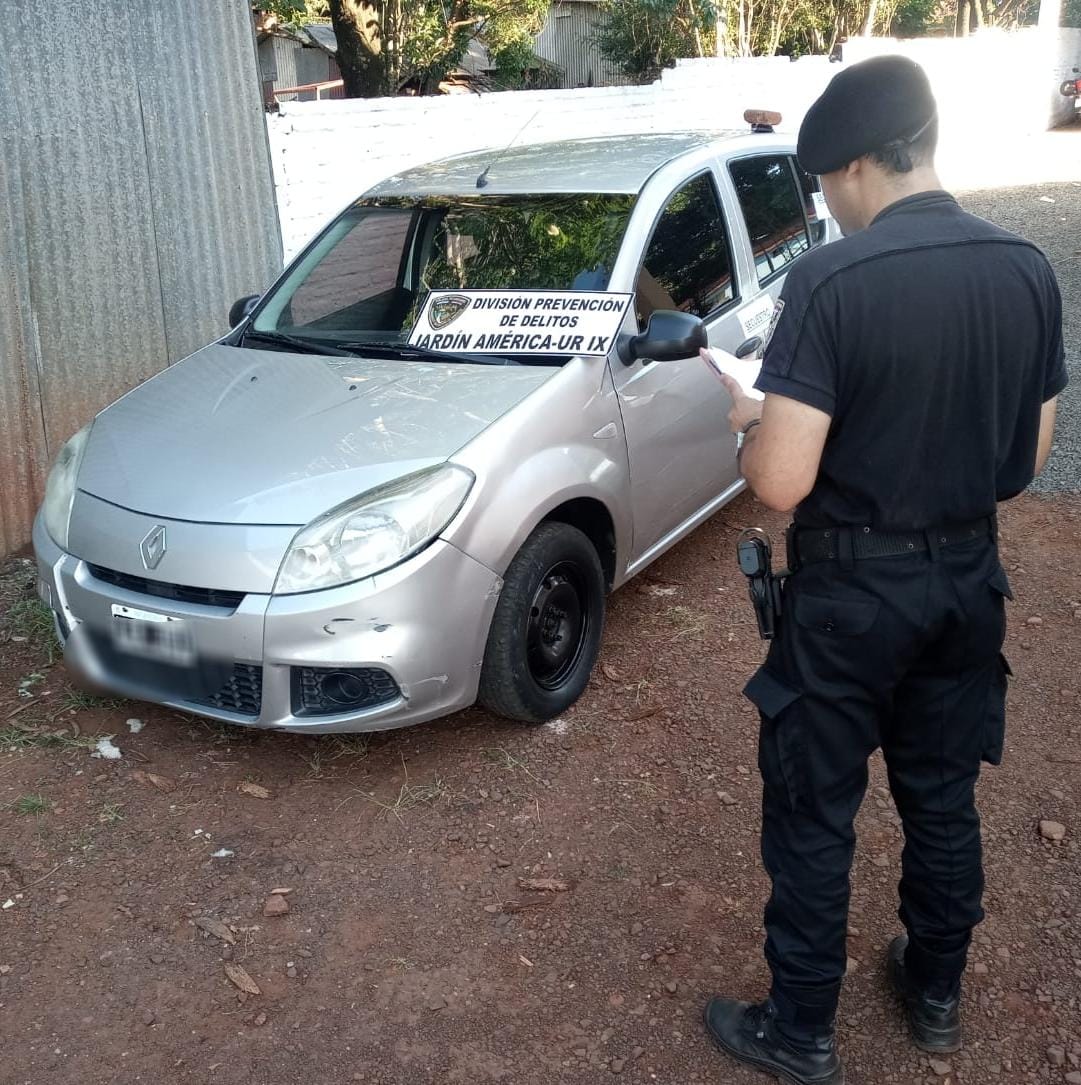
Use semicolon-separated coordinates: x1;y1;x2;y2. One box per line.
2;490;1079;1085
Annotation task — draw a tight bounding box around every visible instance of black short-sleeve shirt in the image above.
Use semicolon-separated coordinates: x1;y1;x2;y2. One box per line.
755;191;1067;531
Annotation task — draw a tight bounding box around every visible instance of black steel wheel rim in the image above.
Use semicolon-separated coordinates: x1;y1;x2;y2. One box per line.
526;560;590;691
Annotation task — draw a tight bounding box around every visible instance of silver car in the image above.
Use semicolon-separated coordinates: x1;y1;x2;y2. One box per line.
34;125;833;733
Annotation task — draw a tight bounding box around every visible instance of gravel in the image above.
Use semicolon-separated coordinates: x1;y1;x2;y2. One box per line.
960;178;1081;494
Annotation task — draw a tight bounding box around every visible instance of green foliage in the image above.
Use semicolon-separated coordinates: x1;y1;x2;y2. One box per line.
481;0;552;55
597;0;717;82
261;0;330;27
490;39;553;89
396;0;551;92
891;0;938;33
397;7;475;93
0;725;97;752
1064;0;1081;26
265;0;550;97
5;598;59;665
14;794;50;816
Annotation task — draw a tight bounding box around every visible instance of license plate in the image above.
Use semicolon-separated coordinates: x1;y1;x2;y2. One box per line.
110;604;195;665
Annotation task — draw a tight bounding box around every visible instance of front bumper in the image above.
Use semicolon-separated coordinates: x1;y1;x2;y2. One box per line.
33;513;502;733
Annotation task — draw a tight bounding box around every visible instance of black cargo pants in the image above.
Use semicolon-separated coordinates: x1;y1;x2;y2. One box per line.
743;532;1011;1029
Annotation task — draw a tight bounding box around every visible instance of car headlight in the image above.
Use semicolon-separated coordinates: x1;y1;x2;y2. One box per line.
42;424;93;550
274;464;475;595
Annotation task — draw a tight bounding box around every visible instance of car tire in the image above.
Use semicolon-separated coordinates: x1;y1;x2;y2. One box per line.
478;521;606;724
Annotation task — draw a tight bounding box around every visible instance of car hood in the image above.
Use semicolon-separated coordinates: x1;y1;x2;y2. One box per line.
77;343;556;525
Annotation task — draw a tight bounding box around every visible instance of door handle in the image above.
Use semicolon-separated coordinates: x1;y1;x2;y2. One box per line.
735;336;762;359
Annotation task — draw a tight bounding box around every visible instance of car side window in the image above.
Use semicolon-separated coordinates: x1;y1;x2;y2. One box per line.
635;173;735;329
729;155;811;284
285;209;416;330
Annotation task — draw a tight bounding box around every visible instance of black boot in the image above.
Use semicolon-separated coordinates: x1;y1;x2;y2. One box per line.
887;935;962;1053
703;997;844;1085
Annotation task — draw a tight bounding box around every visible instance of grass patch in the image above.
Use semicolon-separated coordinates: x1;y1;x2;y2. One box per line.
58;690;128;713
327;733;371;761
352;755;448;822
191;718;262;747
613;778;658;795
14;793;50;816
5;598;59;664
0;724;97;752
483;746;544;786
98;802;125;824
664;605;708;640
364;776;449;821
297;747;330;780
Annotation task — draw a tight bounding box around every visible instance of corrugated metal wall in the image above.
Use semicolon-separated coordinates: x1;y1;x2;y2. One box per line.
258;36;336;97
534;0;629;88
271;35;301;90
0;0;281;556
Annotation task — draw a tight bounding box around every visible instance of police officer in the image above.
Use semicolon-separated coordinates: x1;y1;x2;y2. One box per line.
702;56;1067;1084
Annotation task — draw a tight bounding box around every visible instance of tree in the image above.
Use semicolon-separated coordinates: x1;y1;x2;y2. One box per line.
489;36;562;89
890;0;937;36
260;0;549;97
597;0;716;82
946;0;1040;32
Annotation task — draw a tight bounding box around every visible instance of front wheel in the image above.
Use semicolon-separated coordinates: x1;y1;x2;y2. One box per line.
478;522;606;723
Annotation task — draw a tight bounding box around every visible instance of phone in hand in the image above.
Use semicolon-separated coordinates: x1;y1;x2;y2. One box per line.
699;347;765;400
699;346;729;381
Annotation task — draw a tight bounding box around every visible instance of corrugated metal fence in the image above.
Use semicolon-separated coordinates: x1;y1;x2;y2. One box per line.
534;0;630;88
0;0;282;556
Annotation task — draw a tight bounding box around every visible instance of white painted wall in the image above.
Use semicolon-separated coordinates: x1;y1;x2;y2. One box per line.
267;29;1078;260
267;57;836;257
1051;27;1081;124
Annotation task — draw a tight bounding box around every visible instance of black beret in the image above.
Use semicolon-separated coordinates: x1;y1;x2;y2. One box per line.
797;55;937;175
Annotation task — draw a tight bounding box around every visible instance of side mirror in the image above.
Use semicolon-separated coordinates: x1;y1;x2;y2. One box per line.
228;294;260;328
618;310;707;365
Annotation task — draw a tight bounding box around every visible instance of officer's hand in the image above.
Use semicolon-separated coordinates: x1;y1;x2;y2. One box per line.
717;372;763;434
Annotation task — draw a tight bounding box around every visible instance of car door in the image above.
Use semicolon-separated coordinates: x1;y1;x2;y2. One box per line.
610;169;751;564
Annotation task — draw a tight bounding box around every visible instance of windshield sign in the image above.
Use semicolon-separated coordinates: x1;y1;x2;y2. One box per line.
409;290;633;357
251;194;635;359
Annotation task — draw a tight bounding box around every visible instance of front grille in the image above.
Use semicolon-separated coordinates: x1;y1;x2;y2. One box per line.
87;564;246;610
192;664;263;716
88;632;264;720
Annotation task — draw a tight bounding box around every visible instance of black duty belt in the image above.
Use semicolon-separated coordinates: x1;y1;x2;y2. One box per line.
792;516;995;566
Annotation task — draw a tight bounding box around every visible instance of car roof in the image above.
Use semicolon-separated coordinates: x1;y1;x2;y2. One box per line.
364;131;792;198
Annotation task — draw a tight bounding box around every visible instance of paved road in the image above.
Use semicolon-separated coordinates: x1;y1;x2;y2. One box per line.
961;178;1081;494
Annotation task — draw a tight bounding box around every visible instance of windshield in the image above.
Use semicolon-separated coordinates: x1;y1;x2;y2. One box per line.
251;194;635;351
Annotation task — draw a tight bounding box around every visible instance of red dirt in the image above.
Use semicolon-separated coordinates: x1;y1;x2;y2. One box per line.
1;491;1079;1085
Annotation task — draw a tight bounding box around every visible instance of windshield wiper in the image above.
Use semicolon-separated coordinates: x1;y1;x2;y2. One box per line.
241;329;354;357
337;341;517;366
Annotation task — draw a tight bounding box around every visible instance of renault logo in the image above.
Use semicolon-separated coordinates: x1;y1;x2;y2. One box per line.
140;525;167;570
